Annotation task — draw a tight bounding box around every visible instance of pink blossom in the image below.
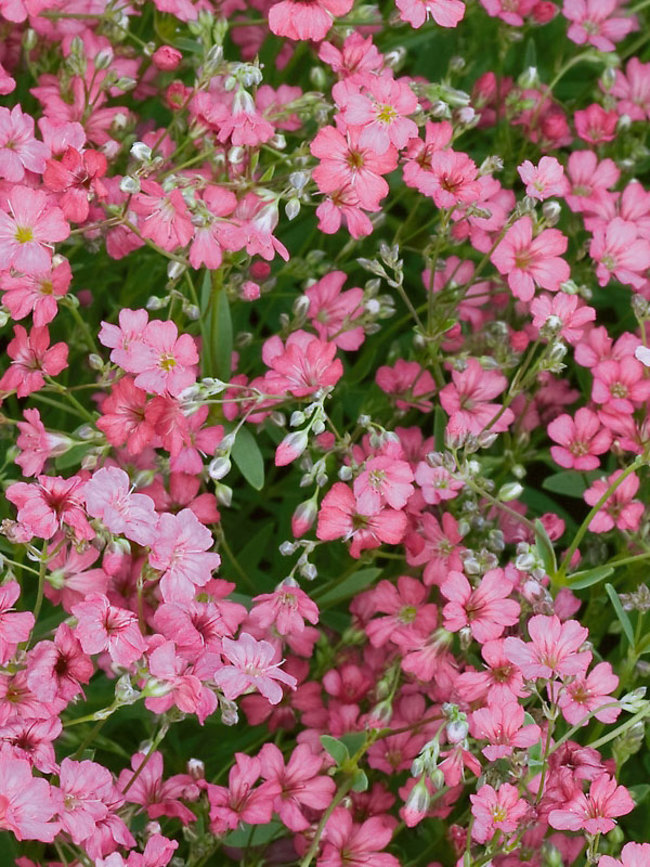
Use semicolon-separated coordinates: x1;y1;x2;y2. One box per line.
376;360;436;412
118;751;199;825
563;0;637;52
479;0;535;25
26;622;93;703
0;324;68;398
96;377;155;455
335;74;419;154
610;58;650;121
43;145;108;223
305;271;365;351
441;568;520;643
354;454;415;513
557;661;620;725
131;180;194;252
600;843;650;867
152;45;182;70
121;319;199;397
417;149;481;209
504;614;591;680
574;103;618;144
320;807;400;867
518;156;567;201
491;217;570;301
7;474;92;541
362;575;437;649
565;150;619;213
1;256;72;326
396;0;465;27
207;753;278;834
0;755;58;842
250;582;319;635
144;638;209;721
214;632;297;705
590;217;650;289
470;783;529;844
0;582;33;664
439;358;514;436
470;700;541;761
54;757;114;845
0;105;48;182
99;308;150;365
592;357;650;414
72;593;146;667
149;509;221;602
268;0;353;41
547;408;612;470
0;186;69;274
549;774;634;834
584;470;644;533
456;638;526;703
262;330;343;397
530;292;595;345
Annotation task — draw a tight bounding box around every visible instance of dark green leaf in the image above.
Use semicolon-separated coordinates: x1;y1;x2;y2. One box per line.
542;471;588;498
434;406;447;452
224;820;283;847
605;583;635;646
232;427;265;491
567;565;614;590
55;444;91;471
315;568;383;607
214;288;233;380
320;735;349;766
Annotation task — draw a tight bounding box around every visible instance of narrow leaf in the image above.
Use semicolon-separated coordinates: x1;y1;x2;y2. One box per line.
315;568;383;606
214;287;233;380
232;427;265;491
605;583;635;646
567;565;614;590
534;518;557;577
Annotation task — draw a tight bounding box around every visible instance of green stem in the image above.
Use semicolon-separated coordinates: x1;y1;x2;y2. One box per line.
122;723;169;794
587;704;650;752
299;776;355;867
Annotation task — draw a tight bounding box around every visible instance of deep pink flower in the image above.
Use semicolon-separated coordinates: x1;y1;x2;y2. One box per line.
363;575;438;649
557;661;620;725
491;217;570;301
207;753;279;834
549;774;634;834
320;807;400;867
456;638;526;703
354;454;414;513
214;632;297;705
470;700;541;761
439;358;513;436
563;0;637;52
565;150;619;213
441;568;520;643
547;408;612;470
118;750;199;825
0;324;68;398
317;482;407;558
305;271;365;351
0;186;69;274
0;582;33;665
518;156;567;201
584;470;644;533
262;330;343;397
121;319;199;397
418;149;481;209
574;103;619;145
592;357;650;413
26;622;93;703
376;360;436;412
96;377;155;455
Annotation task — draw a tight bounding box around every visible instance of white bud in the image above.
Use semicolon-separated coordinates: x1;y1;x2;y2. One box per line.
208;456;231;480
130;141;153;162
119;175;141;195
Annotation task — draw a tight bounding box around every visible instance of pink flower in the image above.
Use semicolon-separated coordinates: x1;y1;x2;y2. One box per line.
0;755;58;842
592;357;650;414
0;105;48;182
250;583;319;635
26;622;93;703
396;0;465;27
363;575;438;649
470;700;541;761
0;582;33;664
417;149;481;209
98;308;150;365
574;103;619;144
258;742;336;831
547;408;612;470
376;360;436;412
121;319;199;397
610;58;650;122
557;661;620;725
335;74;419;154
1;256;72;326
0;186;69;274
207;753;278;834
149;509;221;602
96;377;155;455
563;0;637;52
152;45;182;70
590;217;650;289
518;156;567;201
72;593;146;667
7;474;92;541
441;568;520;643
456;638;526;703
305;271;365;351
439;358;514;436
0;324;68;398
354;454;415;513
504;615;591;680
214;632;297;705
43;145;108;223
143;638;209;721
268;0;353;41
83;466;158;547
530;292;595;345
118;751;199;825
470;783;529;844
311;125;398;211
131;180;194;252
600;843;650;867
565;150;619;213
317;482;407;558
584;470;644;533
54;757;114;845
320;807;400;867
480;0;535;26
262;330;343;397
491;217;570;301
549;774;634;834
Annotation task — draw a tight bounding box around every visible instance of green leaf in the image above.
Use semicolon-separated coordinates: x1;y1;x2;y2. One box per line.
315;567;383;607
55;444;90;471
340;732;366;756
320;735;349;766
534;519;557;577
567;565;614;590
224;820;283;847
434;406;447;452
628;784;650;805
351;769;369;792
214;287;233;380
542;471;588;498
605;583;635;646
232;427;265;491
523;37;537;70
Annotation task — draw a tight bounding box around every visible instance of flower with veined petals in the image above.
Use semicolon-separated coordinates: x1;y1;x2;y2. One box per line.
0;186;69;274
214;632;297;705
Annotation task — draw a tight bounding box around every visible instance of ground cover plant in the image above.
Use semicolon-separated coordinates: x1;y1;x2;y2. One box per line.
0;0;649;865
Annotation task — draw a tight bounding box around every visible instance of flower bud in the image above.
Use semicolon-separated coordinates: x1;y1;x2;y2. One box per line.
130;141;153;162
208;456;231;480
275;430;309;467
119;175;141;194
152;45;182;71
292;499;318;538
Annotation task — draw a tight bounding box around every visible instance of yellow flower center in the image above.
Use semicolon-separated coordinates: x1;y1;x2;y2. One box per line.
14;226;34;244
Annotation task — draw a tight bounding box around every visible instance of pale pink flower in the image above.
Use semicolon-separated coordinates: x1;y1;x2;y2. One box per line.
1;256;72;326
563;0;637;52
122;319;199;397
250;583;319;636
557;661;620;725
143;638;209;721
600;843;650;867
98;308;150;365
72;593;146;667
0;186;69;274
268;0;353;41
470;783;529;844
530;292;595;345
149;509;221;602
335;74;419;154
547;408;611;470
591;357;650;414
396;0;465;27
0;755;59;842
7;474;92;541
0;105;48;182
590;217;650;289
54;757;114;845
0;582;33;665
504;614;591;680
441;568;520;643
83;466;158;547
491;217;570;301
549;774;634;834
214;632;297;705
518;156;567;201
609;58;650;121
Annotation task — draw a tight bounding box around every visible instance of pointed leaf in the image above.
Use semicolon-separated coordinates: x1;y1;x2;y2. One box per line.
232;427;265;491
534;518;557;577
605;583;635;646
567;565;614;590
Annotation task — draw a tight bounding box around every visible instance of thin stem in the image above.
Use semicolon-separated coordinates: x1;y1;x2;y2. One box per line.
299;776;355;867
